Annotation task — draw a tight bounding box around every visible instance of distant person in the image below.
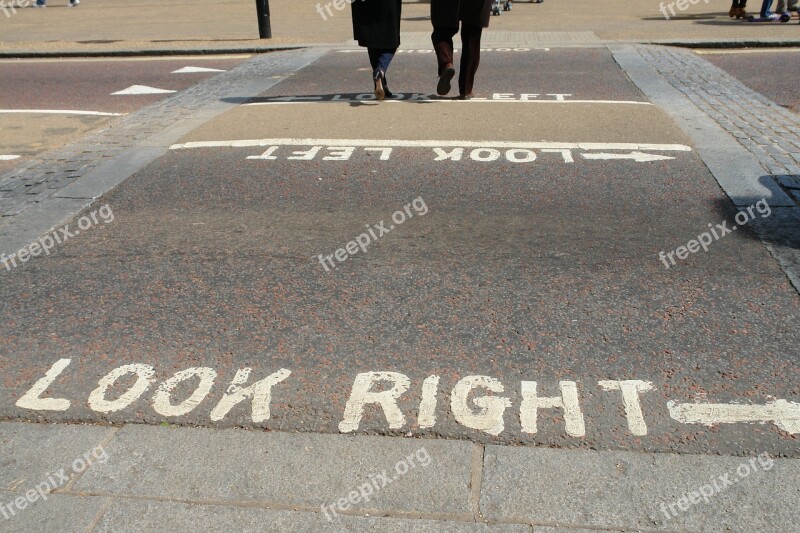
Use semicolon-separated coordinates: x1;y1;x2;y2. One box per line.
430;0;493;100
351;0;401;101
33;0;79;6
775;0;797;14
728;0;747;18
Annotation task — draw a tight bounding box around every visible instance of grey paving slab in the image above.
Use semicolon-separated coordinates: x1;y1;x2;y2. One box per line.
480;446;800;532
75;425;474;517
0;422;113;492
0;492;108;533
92;499;527;533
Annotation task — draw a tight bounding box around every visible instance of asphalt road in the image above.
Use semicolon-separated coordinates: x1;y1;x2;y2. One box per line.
0;48;797;457
0;55;249;170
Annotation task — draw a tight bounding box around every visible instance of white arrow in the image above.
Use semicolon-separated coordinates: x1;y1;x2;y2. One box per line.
111;85;177;96
582;151;675;162
668;399;800;434
0;155;20;161
172;66;226;74
267;96;324;102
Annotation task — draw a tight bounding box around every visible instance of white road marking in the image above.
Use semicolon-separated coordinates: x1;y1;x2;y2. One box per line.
209;368;291;423
599;380;654;436
0;109;124;117
668;399;800;434
520;381;585;437
0;155;21;161
338;47;549;53
418;375;440;429
152;367;217;417
339;372;411;433
111;85;177;96
451;375;511;436
172;66;227;74
15;358;72;411
0;55;250;64
170;138;692;152
582;151;676;162
15;359;797;441
88;364;156;414
246;93;651;105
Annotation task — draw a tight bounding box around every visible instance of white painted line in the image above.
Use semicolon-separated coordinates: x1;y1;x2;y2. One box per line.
583;151;675;162
0;155;21;161
170;138;692;152
245;98;652;106
172;66;227;74
0;109;124;117
0;55;250;64
668;399;800;434
111;85;177;96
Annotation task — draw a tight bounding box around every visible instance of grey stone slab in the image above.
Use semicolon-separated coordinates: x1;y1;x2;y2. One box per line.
0;197;94;259
0;492;108;533
54;147;166;201
75;425;474;517
0;422;113;492
480;446;800;532
93;499;527;533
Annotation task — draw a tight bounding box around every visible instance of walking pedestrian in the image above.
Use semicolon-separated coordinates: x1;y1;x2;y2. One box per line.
430;0;493;99
351;0;401;101
728;0;747;18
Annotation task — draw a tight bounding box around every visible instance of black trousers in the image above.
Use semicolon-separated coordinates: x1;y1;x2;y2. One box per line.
431;23;483;96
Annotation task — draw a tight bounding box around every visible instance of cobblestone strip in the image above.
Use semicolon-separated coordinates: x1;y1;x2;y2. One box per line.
0;49;322;226
634;44;800;293
637;45;800;184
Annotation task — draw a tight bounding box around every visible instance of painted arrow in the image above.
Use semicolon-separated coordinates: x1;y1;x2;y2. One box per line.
0;155;20;161
668;399;800;434
267;96;324;102
582;151;675;162
171;66;226;74
111;85;177;96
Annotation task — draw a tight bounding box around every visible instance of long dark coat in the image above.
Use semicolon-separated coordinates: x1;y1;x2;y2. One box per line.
351;0;402;49
431;0;492;28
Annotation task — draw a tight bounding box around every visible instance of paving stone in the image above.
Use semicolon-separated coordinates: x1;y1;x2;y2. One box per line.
75;425;474;517
0;422;113;492
92;499;527;533
0;492;108;533
480;446;800;532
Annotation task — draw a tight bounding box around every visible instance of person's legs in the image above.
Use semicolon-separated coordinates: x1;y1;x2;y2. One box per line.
458;23;483;97
431;26;458;76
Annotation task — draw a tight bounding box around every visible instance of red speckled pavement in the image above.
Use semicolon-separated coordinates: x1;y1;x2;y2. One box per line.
0;47;798;460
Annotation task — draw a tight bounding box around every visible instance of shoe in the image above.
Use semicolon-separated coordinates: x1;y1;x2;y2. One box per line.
457;93;473;100
437;64;455;96
382;74;393;99
735;7;747;18
373;69;385;101
69;0;79;5
729;6;737;16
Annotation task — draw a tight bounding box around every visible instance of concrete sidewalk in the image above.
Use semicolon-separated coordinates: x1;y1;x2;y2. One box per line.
1;421;798;532
1;0;799;57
